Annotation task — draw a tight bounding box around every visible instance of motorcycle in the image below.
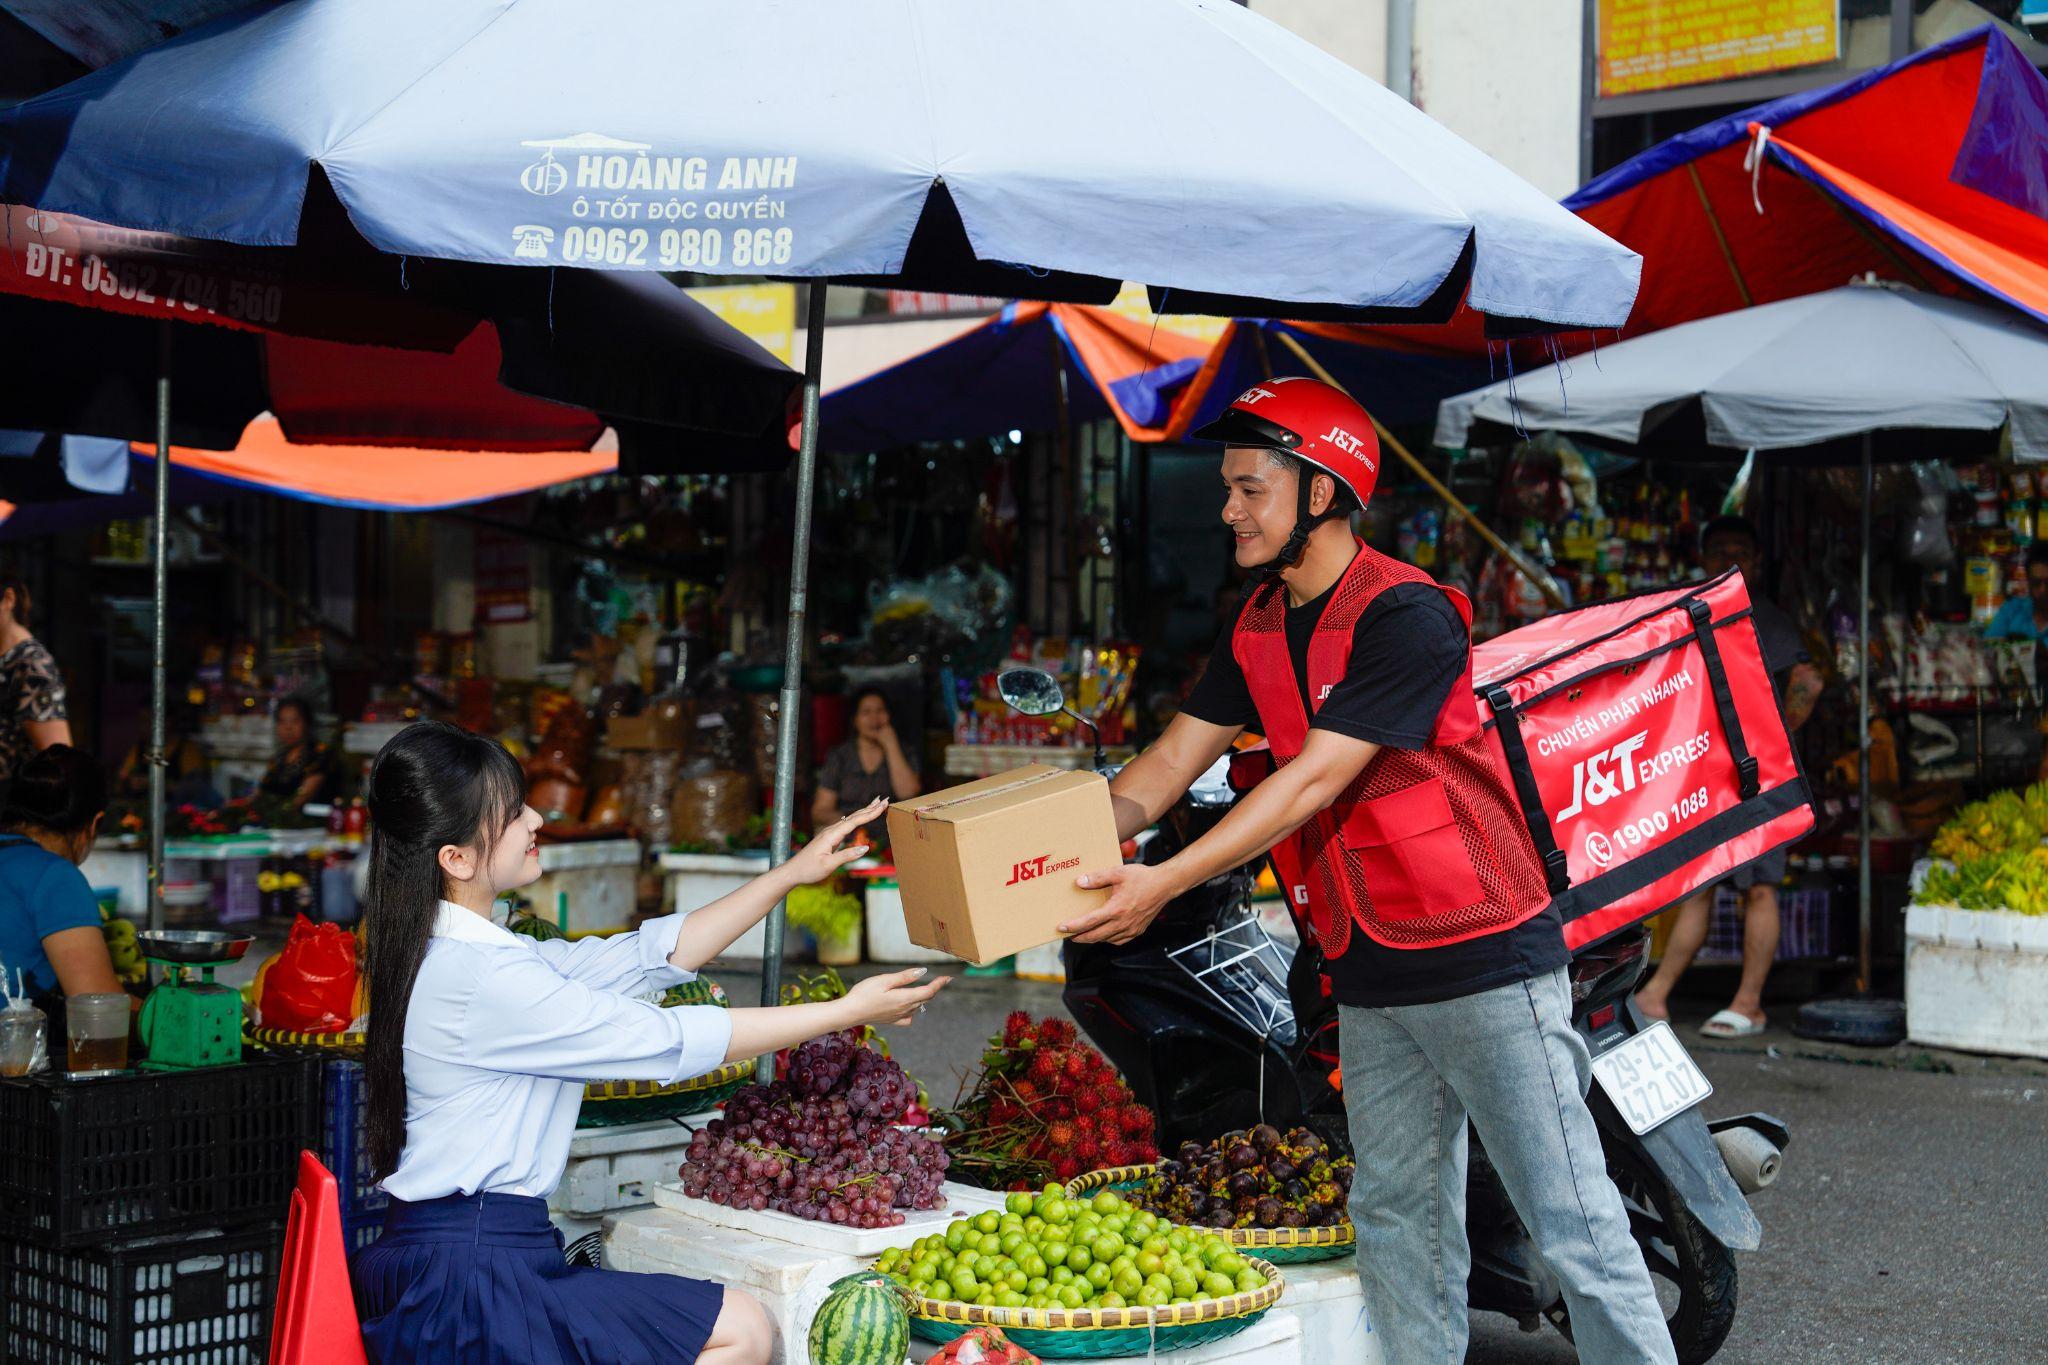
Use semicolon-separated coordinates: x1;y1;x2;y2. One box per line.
997;666;1789;1364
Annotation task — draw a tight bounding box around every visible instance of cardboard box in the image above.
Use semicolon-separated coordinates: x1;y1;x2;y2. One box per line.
606;705;687;752
886;765;1121;965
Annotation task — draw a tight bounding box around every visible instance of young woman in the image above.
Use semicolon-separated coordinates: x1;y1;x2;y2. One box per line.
0;745;122;1005
353;721;947;1364
810;688;921;850
257;696;339;805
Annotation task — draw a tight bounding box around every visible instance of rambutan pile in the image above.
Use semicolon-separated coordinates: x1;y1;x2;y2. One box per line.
939;1011;1159;1191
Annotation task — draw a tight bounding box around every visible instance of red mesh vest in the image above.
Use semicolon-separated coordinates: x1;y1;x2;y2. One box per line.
1233;544;1551;957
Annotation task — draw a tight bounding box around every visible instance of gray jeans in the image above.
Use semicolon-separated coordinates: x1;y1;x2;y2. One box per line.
1339;968;1677;1364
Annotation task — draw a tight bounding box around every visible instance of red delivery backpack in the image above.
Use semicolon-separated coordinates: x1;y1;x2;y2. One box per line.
1471;569;1814;950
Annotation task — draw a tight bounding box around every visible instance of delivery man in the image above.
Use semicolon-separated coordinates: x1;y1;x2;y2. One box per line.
1057;378;1676;1363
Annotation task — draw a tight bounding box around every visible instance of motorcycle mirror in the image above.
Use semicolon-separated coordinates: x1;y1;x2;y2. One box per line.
997;667;1066;718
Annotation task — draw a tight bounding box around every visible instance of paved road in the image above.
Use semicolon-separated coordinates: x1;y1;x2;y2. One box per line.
722;963;2048;1364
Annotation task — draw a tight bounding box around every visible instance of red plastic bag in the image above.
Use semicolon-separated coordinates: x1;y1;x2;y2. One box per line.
259;915;360;1034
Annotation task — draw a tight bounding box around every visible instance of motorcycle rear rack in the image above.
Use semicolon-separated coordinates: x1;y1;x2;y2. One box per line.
1165;909;1299;1048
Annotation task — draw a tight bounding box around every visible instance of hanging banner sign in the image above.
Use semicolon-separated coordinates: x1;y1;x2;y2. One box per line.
1598;0;1839;99
0;204;471;346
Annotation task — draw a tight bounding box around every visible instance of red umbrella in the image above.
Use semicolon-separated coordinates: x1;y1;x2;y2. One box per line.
1568;24;2048;336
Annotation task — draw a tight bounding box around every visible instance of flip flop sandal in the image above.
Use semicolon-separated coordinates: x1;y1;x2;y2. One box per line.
1700;1008;1766;1039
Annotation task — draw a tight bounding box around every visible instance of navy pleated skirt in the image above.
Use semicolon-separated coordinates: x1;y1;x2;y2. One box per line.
352;1193;724;1365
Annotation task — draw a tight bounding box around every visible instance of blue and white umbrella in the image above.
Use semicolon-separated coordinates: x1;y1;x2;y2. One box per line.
0;0;1638;330
1;0;1641;1008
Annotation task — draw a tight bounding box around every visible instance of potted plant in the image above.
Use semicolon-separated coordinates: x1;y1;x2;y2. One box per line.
787;883;863;966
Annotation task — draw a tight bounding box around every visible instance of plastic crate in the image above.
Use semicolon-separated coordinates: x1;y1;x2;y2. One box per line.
1701;886;1833;963
216;859;262;925
0;1054;319;1249
2;1222;282;1364
317;1060;386;1249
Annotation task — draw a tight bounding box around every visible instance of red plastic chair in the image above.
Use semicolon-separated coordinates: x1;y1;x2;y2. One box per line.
271;1151;370;1365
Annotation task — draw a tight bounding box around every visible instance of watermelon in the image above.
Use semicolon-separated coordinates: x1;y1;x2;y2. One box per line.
507;911;566;942
808;1272;908;1365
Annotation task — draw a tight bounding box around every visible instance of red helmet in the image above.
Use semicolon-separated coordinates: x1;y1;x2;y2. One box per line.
1191;377;1381;511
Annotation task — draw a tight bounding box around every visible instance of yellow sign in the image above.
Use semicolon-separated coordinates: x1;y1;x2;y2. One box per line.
1599;0;1838;99
684;282;797;364
1104;281;1232;345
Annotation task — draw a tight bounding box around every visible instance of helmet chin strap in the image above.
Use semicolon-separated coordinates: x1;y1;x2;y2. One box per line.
1253;463;1332;605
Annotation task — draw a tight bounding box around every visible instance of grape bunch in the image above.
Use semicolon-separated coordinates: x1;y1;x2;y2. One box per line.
786;1028;858;1096
677;1033;948;1228
846;1045;918;1120
1140;1124;1353;1230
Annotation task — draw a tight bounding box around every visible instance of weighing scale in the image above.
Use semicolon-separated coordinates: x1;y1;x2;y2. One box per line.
136;929;253;1070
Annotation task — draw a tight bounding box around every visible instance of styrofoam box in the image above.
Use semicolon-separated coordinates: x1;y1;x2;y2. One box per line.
608;1204;863;1365
651;1179;1005;1258
551;1114;717;1218
663;851;775;958
864;881;958;965
1268;1257;1383;1365
1906;904;2048;1059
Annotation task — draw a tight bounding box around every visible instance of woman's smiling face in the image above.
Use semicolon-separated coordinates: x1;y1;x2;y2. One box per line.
481;803;545;894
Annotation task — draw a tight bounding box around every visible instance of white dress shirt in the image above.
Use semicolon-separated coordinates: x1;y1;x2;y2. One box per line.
379;901;735;1202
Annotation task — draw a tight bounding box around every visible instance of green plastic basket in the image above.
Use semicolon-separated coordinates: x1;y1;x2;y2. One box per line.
902;1256;1283;1359
1067;1165;1356;1265
575;1059;753;1128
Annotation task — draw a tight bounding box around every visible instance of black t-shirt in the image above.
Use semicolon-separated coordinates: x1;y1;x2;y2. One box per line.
1185;575;1567;1008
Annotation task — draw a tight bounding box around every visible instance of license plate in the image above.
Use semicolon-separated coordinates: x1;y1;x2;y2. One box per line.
1590;1021;1713;1135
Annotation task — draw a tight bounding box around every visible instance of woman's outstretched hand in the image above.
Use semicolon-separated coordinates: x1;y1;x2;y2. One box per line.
784;797;887;886
843;966;950;1028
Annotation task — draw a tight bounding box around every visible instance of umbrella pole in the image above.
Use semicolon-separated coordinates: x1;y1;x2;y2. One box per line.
148;322;172;934
758;284;828;1049
1858;432;1873;993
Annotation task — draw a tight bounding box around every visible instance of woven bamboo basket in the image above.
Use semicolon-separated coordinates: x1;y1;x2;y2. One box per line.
576;1059;754;1126
243;1037;752;1120
246;1027;366;1056
900;1255;1283;1358
1067;1165;1355;1264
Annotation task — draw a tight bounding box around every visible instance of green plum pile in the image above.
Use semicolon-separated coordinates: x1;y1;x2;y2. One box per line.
1139;1124;1352;1230
874;1187;1267;1313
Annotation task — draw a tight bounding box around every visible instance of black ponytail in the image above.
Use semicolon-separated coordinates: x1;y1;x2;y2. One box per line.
1;744;106;835
362;720;527;1179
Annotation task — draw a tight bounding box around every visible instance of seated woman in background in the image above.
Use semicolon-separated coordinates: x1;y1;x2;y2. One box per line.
0;745;121;1001
811;688;921;849
257;696;339;806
